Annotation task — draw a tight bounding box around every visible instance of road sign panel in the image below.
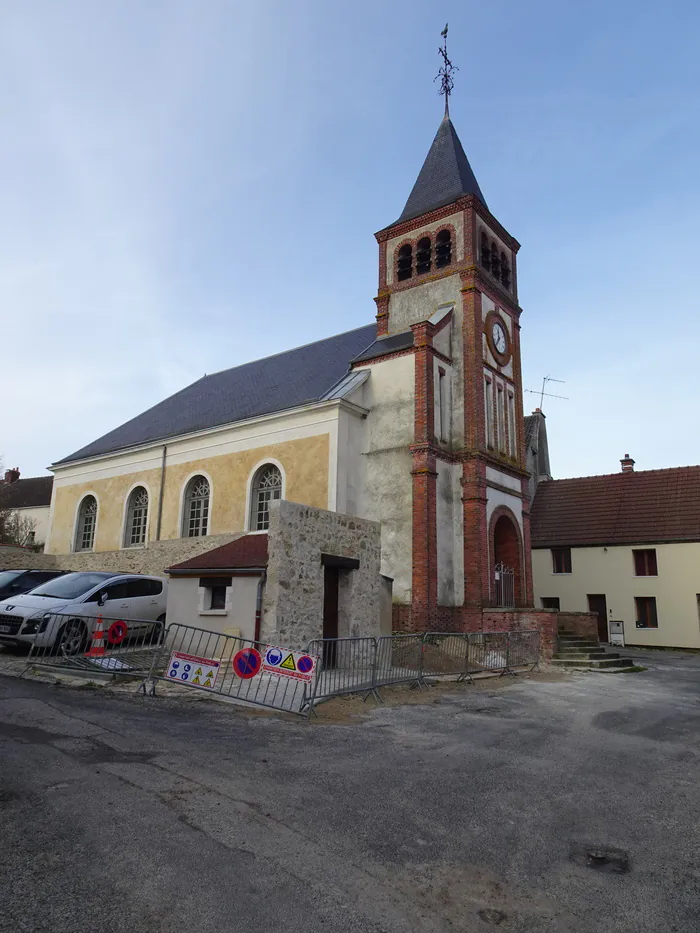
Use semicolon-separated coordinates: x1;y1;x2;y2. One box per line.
232;648;262;679
165;651;220;691
262;646;318;684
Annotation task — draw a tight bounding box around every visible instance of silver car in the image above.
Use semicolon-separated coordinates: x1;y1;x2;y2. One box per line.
0;571;167;654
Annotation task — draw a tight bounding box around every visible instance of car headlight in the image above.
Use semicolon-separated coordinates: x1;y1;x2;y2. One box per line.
23;608;63;635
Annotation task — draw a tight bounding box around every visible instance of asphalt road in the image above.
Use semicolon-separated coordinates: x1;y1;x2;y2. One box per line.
1;650;699;932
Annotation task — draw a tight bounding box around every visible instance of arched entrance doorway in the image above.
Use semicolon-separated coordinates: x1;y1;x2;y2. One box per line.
492;512;522;607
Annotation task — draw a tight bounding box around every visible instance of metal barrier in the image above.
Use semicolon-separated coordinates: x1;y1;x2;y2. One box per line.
303;630;540;713
142;622;317;717
24;610;164;678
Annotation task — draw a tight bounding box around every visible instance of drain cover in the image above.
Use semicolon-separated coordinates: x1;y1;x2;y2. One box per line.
570;844;631;874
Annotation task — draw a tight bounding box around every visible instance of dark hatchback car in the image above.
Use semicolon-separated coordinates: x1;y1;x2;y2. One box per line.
0;569;65;602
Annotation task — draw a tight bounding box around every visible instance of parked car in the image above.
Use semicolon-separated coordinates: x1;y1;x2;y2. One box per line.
0;571;168;654
0;569;66;601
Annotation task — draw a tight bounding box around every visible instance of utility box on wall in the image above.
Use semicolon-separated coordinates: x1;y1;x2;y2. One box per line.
609;620;625;647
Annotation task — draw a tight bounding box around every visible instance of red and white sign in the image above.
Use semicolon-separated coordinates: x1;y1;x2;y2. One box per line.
165;651;220;690
263;646;318;684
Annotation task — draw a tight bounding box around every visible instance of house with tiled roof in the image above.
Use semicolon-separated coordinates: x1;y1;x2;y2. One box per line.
531;455;700;649
0;468;53;549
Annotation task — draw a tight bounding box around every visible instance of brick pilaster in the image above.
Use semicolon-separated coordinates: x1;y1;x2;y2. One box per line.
461;458;489;607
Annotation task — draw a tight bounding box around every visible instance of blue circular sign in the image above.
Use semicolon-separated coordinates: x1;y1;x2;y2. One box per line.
297;655;314;674
266;647;283;666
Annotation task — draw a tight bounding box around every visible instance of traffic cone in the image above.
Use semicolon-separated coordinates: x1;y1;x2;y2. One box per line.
85;615;106;657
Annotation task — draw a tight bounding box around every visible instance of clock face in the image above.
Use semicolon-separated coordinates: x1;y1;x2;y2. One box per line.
492;321;507;355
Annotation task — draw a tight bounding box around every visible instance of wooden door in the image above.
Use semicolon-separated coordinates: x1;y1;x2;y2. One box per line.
323;567;339;667
587;594;608;643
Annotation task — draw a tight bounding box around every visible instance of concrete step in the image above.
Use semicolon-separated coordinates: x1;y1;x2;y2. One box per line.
551;656;632;670
555;651;613;661
558;640;600;650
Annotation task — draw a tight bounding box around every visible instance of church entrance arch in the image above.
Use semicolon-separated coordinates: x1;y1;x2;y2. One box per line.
490;508;523;607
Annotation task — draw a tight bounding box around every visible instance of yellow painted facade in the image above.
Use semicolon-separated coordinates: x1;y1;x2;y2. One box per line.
532;542;700;649
48;434;329;554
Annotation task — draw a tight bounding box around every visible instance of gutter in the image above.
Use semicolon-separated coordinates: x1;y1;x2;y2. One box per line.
155;444;167;541
254;571;266;645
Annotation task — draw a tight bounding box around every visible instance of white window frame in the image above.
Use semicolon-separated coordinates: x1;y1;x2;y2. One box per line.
245;459;286;532
73;494;99;553
121;483;150;549
180;473;212;538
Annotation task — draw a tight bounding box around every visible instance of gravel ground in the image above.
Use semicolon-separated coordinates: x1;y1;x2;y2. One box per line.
1;647;699;932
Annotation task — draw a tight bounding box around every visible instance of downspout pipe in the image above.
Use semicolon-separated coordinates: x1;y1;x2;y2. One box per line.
155;445;167;541
254;571;266;645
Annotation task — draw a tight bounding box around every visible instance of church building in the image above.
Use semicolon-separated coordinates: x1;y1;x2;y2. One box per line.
45;87;535;634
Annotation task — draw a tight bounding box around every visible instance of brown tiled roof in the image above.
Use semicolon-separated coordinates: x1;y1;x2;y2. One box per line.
0;476;53;510
168;534;268;572
530;466;700;547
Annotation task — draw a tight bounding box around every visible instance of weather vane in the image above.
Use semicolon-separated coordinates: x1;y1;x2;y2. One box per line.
434;23;457;116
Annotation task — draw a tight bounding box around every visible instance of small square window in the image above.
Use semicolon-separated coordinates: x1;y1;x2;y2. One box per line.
635;596;658;628
209;585;227;611
551;548;572;574
633;549;657;576
541;597;560;610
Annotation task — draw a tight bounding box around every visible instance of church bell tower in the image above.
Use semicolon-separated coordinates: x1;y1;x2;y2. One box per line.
372;27;534;630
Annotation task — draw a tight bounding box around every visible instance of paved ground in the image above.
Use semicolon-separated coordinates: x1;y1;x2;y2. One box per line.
1;648;699;932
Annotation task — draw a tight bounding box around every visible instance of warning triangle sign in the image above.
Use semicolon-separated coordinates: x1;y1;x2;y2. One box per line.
193;676;201;684
195;667;203;676
280;653;296;672
206;671;215;679
204;679;212;688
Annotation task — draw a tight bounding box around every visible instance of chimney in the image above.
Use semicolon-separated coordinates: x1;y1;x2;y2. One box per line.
3;468;20;485
620;454;635;473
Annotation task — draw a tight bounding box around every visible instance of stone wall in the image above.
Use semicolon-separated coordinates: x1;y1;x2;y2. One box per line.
262;499;382;649
0;535;239;577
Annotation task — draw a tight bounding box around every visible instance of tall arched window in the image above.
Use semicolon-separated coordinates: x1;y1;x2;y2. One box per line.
124;486;149;548
251;465;282;531
500;251;511;290
416;236;432;275
74;495;97;552
397;244;412;281
182;476;210;538
480;231;491;273
435;229;452;268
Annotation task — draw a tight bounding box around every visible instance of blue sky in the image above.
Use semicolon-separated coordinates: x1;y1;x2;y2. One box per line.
2;0;699;480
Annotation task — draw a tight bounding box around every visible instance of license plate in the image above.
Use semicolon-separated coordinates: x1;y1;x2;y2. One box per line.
0;625;11;634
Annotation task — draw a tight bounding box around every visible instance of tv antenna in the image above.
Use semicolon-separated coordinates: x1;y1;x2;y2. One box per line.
525;375;568;410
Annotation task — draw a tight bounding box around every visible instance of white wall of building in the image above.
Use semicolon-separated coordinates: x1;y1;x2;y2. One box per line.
532;542;700;649
16;505;51;547
166;575;260;642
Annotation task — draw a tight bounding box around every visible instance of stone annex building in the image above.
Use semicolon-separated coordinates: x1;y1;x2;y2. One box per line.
42;107;557;637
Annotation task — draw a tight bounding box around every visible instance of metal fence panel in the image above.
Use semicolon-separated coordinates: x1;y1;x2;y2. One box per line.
143;623;317;717
25;610;164;678
506;631;539;671
467;632;509;674
303;637;377;706
420;633;471;682
374;634;423;688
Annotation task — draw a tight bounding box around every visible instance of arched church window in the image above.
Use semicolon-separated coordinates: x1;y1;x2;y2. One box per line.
74;495;97;552
416;237;432;275
397;244;413;281
500;252;511;290
490;242;501;280
480;232;491;273
251;464;282;531
182;476;210;538
435;229;452;268
124;486;149;548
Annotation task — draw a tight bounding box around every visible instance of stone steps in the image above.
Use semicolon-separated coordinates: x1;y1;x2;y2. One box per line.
553;630;637;672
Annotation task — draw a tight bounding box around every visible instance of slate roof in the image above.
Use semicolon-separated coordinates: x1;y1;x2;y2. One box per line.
530;466;700;548
352;330;414;363
168;534;269;573
396;115;487;225
56;324;377;465
0;476;53;510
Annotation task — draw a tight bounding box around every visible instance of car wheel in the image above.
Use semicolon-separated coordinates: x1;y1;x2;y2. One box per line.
57;619;88;657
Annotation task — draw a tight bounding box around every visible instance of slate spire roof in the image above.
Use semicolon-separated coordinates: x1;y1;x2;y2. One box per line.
396;115;487;224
